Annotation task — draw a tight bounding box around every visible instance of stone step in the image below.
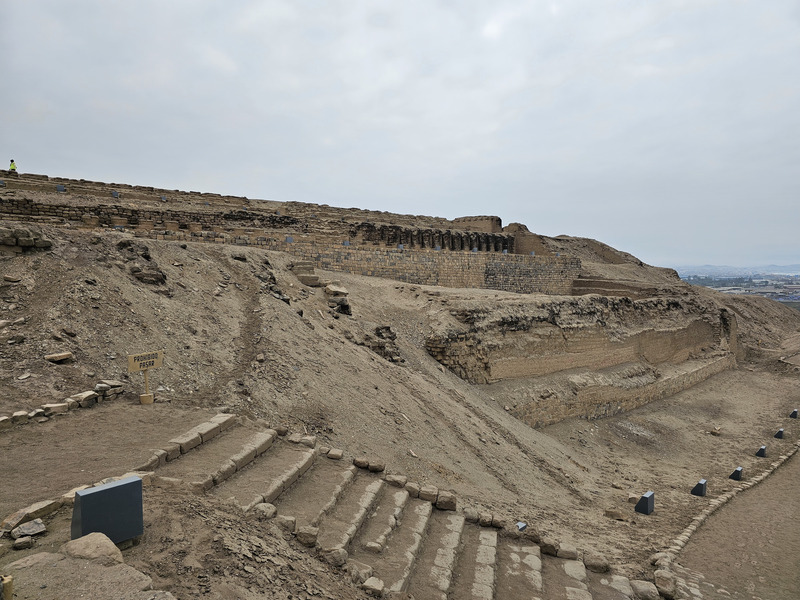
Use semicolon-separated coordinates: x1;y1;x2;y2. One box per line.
273;457;357;528
154;425;274;491
404;510;465;600
208;440;315;511
448;526;498;600
495;540;544;599
315;474;384;558
541;555;593;600
351;498;432;594
354;484;410;553
587;571;635;599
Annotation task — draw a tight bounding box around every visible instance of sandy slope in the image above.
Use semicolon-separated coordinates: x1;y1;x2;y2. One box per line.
2;222;800;597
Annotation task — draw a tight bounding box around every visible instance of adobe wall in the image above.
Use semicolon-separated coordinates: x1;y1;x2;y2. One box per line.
425;297;739;385
0;192;582;295
511;354;736;428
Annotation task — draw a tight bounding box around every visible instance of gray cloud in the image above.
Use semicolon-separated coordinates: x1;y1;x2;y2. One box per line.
2;0;798;266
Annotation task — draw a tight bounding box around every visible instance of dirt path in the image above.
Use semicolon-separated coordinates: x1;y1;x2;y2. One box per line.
679;449;800;599
0;400;215;519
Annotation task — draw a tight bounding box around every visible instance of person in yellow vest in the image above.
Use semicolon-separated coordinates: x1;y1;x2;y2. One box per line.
9;159;16;172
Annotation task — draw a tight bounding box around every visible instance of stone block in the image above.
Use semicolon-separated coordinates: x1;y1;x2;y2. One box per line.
11;411;28;424
190;476;214;494
362;576;384;597
10;518;45;539
756;446;767;457
191;421;221;443
691;479;707;497
405;482;420;498
775;428;784;439
635;491;654;515
478;512;493;527
12;536;33;550
464;507;479;522
296;525;319;547
299;435;317;448
169;431;202;454
435;490;457;511
159;443;179;462
274;515;296;533
630;579;661;600
249;431;275;456
384;474;407;488
583;552;609;573
44;352;73;363
790;408;798;418
730;466;743;481
213;460;238;485
367;460;385;473
41;403;69;416
71;391;99;405
353;457;369;469
71;477;143;544
419;485;438;502
540;537;559;556
230;446;257;470
254;503;277;519
210;413;238;431
327;448;344;460
654;569;676;599
557;543;578;559
287;432;304;444
0;416;10;431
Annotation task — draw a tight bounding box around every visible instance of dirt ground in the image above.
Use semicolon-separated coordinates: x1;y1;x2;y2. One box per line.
679;451;800;600
2;216;800;598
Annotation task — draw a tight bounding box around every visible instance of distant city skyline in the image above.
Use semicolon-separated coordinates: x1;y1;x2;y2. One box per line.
2;1;798;268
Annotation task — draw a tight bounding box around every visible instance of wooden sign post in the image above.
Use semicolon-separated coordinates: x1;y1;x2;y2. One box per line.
127;350;164;404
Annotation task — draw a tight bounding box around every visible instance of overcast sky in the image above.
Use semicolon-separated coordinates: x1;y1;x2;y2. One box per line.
2;1;798;267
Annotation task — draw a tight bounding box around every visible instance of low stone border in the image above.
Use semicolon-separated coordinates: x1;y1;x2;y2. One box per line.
0;379;125;434
649;437;800;598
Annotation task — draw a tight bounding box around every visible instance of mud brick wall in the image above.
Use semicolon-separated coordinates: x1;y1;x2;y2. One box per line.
127;228;580;295
275;241;581;295
511;354;736;428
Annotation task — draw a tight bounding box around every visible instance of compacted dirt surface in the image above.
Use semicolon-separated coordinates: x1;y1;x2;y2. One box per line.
1;210;799;599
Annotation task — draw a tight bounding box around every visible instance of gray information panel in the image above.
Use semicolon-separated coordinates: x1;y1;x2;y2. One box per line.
71;476;143;543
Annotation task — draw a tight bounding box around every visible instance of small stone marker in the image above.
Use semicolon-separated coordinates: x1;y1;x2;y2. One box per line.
516;521;527;532
775;429;784;439
691;479;707;497
730;467;743;481
790;408;799;418
635;491;654;515
756;446;767;457
71;476;143;544
285;236;293;243
56;184;66;192
111;191;120;198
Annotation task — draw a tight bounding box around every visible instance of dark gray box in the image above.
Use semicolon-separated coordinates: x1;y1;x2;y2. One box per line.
790;409;798;419
691;479;707;497
756;446;767;457
775;429;784;439
635;491;654;515
730;467;743;481
71;476;143;543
